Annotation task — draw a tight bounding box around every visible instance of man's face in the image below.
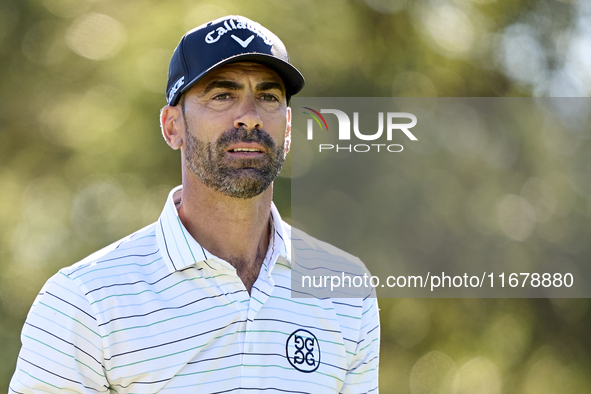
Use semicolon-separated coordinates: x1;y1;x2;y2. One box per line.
179;63;290;199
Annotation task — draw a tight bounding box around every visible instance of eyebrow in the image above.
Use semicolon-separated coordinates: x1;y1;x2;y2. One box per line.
202;80;285;96
256;82;285;96
203;80;243;94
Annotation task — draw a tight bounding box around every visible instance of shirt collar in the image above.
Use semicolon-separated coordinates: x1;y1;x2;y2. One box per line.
267;197;292;275
155;185;291;275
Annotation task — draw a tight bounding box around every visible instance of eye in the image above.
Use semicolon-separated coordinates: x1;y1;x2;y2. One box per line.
213;93;232;100
261;93;279;102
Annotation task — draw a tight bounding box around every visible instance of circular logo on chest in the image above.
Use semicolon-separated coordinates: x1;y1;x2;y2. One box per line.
285;329;321;373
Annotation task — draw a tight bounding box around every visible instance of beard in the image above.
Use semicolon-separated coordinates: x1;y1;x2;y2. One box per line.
184;126;286;199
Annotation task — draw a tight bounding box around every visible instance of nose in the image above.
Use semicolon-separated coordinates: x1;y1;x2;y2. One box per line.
233;96;263;130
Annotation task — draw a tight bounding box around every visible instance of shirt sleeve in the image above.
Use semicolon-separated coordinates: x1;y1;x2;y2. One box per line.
9;270;110;393
341;296;380;394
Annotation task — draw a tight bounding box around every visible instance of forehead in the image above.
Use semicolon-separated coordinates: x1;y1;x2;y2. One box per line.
196;62;285;90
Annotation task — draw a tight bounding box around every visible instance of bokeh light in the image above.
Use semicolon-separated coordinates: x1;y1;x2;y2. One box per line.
66;13;126;60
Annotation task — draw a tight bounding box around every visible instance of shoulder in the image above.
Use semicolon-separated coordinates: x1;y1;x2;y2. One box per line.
282;221;375;300
283;221;367;269
60;222;160;286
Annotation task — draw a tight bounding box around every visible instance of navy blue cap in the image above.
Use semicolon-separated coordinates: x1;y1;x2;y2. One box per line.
166;15;305;106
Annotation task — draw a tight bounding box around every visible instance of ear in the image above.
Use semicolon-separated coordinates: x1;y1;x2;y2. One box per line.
284;106;291;154
160;105;184;150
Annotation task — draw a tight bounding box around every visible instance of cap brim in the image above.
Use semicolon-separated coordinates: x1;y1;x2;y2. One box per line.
172;53;305;106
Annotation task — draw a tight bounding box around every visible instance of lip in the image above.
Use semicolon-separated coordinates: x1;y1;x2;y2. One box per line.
225;143;267;155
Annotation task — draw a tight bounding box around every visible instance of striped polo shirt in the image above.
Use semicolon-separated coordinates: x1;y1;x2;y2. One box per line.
10;186;380;394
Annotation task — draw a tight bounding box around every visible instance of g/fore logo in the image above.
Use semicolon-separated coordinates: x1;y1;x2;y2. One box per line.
286;329;320;373
303;107;417;153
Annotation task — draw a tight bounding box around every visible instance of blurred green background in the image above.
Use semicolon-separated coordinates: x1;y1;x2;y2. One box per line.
1;0;590;393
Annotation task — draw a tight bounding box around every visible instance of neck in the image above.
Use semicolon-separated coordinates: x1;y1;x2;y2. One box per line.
178;171;273;293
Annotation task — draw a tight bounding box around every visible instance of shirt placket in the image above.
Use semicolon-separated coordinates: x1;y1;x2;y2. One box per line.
203;257;250;383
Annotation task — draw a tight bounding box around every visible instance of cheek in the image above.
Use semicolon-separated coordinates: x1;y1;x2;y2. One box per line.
188;119;220;144
265;116;288;139
186;108;230;137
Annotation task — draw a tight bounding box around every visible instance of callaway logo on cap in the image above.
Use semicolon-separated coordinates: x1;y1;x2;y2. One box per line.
166;15;305;106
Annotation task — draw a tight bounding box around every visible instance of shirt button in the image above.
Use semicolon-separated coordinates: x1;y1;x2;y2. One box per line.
228;285;236;292
249;344;254;352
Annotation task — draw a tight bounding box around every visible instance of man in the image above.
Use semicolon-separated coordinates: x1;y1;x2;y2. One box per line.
10;15;379;393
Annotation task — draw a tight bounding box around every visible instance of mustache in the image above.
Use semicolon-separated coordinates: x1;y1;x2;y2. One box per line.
215;127;277;151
